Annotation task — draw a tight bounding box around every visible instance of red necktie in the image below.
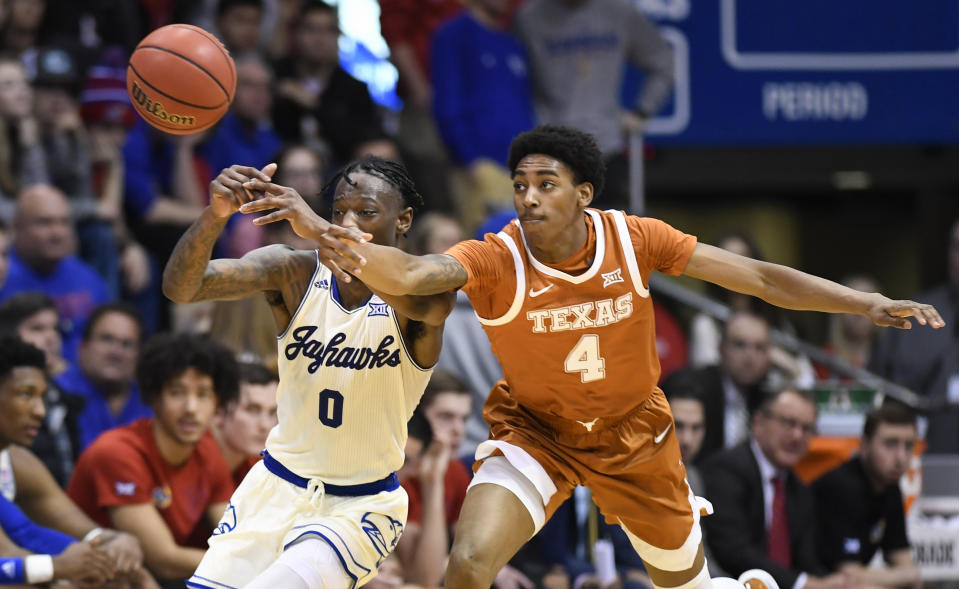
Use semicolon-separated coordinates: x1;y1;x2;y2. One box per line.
768;475;792;567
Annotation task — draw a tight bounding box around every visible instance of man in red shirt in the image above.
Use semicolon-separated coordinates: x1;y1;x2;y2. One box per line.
210;362;278;488
67;333;239;584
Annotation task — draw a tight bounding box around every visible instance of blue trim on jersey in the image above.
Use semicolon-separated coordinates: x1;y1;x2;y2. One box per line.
185;576;238;589
277;250;324;340
330;275;373;314
262;451;399;495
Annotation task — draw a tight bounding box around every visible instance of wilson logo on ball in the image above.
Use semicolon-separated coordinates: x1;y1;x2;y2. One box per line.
130;81;197;127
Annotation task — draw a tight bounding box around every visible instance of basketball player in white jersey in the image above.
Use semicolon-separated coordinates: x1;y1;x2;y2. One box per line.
162;158;454;589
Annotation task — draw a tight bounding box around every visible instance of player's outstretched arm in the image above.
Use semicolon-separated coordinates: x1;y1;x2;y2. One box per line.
241;179;467;296
683;243;945;329
163;164;368;303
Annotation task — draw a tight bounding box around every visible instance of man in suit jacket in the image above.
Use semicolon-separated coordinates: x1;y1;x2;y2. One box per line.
702;389;846;589
665;312;772;462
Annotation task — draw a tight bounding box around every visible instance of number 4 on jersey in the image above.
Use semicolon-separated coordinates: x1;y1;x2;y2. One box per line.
564;334;606;383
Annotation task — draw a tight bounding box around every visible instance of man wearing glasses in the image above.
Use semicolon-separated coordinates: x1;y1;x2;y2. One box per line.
701;389;849;589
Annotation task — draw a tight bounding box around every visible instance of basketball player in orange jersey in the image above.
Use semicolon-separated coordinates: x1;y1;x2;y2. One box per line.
239;125;944;589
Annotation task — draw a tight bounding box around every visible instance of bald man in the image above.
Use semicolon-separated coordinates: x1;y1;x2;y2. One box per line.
0;184;111;359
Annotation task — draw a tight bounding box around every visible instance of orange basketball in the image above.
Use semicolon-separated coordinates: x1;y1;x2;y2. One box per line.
126;24;236;135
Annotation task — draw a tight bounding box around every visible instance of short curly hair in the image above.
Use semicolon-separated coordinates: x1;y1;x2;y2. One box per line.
0;336;46;382
507;125;606;198
137;333;239;407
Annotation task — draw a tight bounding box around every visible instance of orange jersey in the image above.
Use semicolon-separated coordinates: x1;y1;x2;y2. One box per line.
446;209;696;421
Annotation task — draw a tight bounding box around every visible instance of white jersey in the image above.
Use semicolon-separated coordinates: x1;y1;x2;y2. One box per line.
265;255;432;485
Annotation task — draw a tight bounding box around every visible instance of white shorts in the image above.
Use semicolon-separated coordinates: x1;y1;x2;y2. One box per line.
187;461;408;589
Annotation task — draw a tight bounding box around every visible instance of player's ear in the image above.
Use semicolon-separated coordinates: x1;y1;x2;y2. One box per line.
577;182;594;208
396;206;413;237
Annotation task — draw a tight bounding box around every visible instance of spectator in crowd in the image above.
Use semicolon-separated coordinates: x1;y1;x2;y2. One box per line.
214;0;263;55
0;335;152;586
0;293;83;487
0;493;119;587
514;0;674;209
210;362;278;487
871;218;959;453
0;183;112;360
79;49;157;320
813;404;921;588
0;57;47;223
0;0;47;56
0;222;9;287
815;275;881;380
273;1;397;168
397;371;474;587
67;332;238;584
661;369;707;492
431;0;535;230
379;0;462;212
702;389;844;589
56;302;149;449
689;312;773;461
203;52;283;259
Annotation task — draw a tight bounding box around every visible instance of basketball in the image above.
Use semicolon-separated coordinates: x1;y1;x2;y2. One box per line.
126;24;236;135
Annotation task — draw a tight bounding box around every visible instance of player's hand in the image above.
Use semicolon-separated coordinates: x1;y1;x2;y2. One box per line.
209;163;277;219
239;179;371;283
93;529;143;574
493;564;535;589
53;541;116;585
866;294;945;330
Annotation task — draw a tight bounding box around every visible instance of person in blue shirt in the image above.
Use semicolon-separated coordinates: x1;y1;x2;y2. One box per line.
0;185;112;361
55;303;150;449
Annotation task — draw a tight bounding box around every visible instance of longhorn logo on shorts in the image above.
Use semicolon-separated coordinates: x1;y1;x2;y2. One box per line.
576;418;600;432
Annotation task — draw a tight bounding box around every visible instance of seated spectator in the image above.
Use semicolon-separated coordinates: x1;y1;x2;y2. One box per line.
431;0;534;231
0;493;117;587
690;311;774;461
702;389;844;589
56;302;150;449
214;0;264;55
67;332;238;583
662;369;707;492
272;1;398;168
0;183;112;360
0;57;48;223
201;52;283;259
211;362;278;487
0;335;151;585
815;275;881;381
0;222;9;286
813;403;920;588
0;293;83;486
0;0;47;56
397;371;473;587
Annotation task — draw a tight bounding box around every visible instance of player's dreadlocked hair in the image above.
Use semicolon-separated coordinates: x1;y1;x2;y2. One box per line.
321;155;425;212
508;125;606;197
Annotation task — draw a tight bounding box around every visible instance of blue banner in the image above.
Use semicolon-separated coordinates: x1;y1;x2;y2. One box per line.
634;0;959;145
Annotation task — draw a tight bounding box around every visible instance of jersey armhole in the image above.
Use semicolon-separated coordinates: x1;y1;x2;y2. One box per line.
474;232;526;326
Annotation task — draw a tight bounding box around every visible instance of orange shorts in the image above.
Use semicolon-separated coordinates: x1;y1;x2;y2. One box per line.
480;381;708;558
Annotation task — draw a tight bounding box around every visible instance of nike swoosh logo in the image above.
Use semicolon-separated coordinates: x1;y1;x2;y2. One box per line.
653;423;672;444
529;285;553;298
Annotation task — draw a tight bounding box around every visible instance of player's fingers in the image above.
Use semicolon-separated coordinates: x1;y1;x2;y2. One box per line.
239;196;281;213
327;224;371;244
251;210;287;225
317;244;363;274
260;162;277;179
319;257;353;283
230;164;269;181
919;304;945;328
242;179;288;195
317;233;366;264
